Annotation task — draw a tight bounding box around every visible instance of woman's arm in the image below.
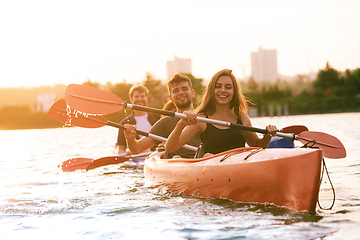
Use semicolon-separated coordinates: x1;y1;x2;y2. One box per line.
165;111;202;153
240;112;277;148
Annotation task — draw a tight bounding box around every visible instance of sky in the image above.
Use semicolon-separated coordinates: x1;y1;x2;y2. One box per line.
0;0;359;88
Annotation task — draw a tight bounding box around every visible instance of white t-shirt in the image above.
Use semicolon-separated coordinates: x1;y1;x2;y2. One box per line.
130;113;153;161
133;113;152;138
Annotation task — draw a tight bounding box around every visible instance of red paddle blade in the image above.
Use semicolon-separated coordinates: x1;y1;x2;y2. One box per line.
86;156;131;171
48;99;108;128
60;158;93;172
296;131;346;159
48;99;71;125
65;84;124;115
282;125;309;135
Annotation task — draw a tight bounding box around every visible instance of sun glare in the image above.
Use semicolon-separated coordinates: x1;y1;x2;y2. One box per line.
0;0;359;88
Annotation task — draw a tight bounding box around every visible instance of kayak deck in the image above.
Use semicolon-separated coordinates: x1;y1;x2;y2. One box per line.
144;147;323;212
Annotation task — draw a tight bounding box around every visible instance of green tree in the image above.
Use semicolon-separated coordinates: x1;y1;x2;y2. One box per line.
105;80;133;123
247;77;258;92
0;105;63;130
260;82;289;101
109;80;133;103
340;68;360;96
182;73;205;106
142;72;168;107
354;68;360;94
313;62;341;97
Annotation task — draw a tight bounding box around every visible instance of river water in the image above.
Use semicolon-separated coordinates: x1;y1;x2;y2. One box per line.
0;112;359;240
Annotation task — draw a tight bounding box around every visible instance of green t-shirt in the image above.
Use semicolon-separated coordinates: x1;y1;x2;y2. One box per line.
149;116;201;158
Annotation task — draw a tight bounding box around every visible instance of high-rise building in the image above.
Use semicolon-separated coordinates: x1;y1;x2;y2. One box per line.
251;47;278;82
36;93;56;112
166;56;192;79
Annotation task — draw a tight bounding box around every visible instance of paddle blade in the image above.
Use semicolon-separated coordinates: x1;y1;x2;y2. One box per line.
48;99;108;128
86;156;131;171
60;158;93;172
65;84;124;114
282;125;309;135
296;131;346;159
48;99;71;125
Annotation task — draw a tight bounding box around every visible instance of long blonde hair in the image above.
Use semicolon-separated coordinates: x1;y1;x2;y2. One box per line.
196;69;250;117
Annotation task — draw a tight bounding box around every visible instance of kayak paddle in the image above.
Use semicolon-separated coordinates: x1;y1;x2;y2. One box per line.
64;84;306;137
86;152;151;171
48;99;198;151
64;84;346;159
60;157;94;172
60;152;152;172
281;125;308;135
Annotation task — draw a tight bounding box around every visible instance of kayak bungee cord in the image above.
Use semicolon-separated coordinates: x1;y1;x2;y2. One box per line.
318;159;336;210
219;148;259;162
301;140;336;210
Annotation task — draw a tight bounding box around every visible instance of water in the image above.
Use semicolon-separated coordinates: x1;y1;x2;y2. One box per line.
0;112;359;240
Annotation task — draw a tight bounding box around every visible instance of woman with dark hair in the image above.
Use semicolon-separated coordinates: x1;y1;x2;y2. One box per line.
165;69;277;156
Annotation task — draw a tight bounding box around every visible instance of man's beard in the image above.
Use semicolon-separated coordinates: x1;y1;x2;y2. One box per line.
175;98;192;109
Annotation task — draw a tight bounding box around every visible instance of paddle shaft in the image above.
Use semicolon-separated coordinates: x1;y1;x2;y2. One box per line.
67;88;294;139
61;152;153;172
115;151;152;159
126;104;342;149
106;120;198;151
125;103;296;140
65;86;346;158
63;96;339;150
53;106;198;151
62;152;131;169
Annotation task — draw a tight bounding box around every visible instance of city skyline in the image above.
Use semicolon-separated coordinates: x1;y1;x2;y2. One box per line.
0;0;359;88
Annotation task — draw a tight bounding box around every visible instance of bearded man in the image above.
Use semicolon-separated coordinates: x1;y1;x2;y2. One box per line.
124;73;201;158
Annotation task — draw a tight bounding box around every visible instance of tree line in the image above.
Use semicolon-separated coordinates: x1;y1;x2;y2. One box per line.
245;63;360;115
1;63;359;130
101;63;360;122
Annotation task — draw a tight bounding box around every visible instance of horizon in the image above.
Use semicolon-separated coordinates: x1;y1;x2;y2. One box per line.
1;0;359;88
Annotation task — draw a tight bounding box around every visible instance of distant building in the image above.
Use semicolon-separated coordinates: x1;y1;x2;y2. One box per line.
36;93;56;112
167;56;192;79
251;47;278;82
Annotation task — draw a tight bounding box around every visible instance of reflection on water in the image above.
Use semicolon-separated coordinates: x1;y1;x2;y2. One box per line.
0;113;360;239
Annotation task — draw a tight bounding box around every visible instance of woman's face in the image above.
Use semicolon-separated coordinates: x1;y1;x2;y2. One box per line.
213;75;234;105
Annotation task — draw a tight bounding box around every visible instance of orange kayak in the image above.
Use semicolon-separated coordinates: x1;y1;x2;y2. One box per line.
144;147;323;212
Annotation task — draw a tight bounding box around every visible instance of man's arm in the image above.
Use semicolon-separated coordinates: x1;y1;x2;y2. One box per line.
124;123;159;154
126;136;157;154
125;117;170;154
116;145;128;154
